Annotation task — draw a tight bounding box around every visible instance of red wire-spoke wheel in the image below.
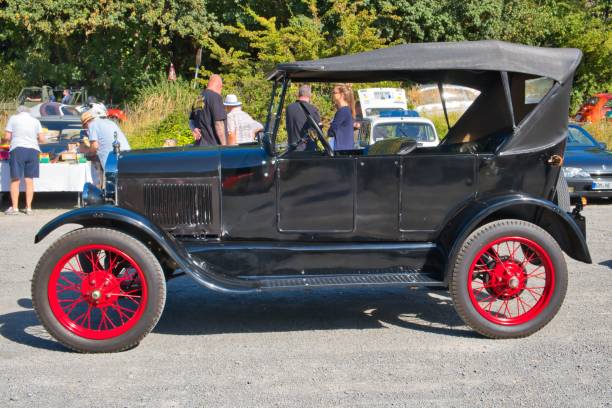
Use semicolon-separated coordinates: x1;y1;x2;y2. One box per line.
468;237;554;325
48;245;148;340
450;220;568;339
32;228;166;353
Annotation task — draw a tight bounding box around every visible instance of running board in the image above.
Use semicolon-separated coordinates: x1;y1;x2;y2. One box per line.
249;272;445;290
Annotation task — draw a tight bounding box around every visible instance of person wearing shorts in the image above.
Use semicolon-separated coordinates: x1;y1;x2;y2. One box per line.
3;106;45;215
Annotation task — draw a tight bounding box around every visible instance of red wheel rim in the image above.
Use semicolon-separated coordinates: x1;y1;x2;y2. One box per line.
47;245;148;340
468;236;555;326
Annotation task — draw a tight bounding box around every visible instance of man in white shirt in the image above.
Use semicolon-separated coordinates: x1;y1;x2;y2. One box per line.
79;111;130;187
224;94;263;145
3;106;45;215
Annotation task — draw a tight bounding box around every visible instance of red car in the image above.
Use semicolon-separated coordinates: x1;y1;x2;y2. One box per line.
574;93;612;123
107;107;127;122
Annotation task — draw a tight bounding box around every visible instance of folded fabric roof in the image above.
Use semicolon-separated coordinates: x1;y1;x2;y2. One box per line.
271;40;582;85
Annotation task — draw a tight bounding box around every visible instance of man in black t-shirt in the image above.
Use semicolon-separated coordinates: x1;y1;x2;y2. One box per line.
285;84;322;150
189;74;227;146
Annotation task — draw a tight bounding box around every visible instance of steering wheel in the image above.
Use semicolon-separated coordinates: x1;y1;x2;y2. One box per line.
298;102;334;157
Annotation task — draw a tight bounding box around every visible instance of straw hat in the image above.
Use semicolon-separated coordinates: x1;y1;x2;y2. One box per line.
223;94;242;106
81;111;96;126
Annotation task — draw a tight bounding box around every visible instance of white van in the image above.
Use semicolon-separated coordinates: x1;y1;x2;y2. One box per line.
358;88;407;118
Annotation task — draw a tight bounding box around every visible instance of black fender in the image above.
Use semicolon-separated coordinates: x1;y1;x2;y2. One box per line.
35;205;258;293
439;194;592;284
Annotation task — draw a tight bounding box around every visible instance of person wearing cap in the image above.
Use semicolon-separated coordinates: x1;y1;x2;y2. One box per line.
79;110;130;187
285;84;322;150
2;106;45;215
189;74;227;146
224;94;263;145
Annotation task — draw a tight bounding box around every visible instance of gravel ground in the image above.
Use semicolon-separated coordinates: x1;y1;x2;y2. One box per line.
0;201;610;407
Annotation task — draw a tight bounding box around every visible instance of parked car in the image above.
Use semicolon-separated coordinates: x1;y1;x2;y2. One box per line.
563;124;611;199
27;102;83;134
574;93;612;123
29;102;80;118
356;110;440;148
31;41;591;353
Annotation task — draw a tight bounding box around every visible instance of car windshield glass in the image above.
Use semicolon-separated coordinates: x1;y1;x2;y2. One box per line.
40;102;61;116
567;127;597;147
366;107;403;116
372;123;435;142
61;106;79;116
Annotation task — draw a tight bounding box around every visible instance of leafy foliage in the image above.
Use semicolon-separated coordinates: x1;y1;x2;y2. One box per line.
0;0;219;101
1;0;608;144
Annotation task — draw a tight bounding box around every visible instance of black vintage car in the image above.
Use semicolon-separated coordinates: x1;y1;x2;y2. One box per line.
31;41;592;353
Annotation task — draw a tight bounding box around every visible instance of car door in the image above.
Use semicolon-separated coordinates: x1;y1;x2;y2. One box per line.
276;155;356;233
399;153;476;237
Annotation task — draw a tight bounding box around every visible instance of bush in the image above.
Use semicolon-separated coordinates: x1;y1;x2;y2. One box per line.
583;121;612;149
122;78;198;149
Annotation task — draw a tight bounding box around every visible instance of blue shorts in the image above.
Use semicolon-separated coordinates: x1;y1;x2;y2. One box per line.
9;147;40;179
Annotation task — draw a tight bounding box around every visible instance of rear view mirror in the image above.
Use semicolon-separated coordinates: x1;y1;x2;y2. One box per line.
599;142;607;150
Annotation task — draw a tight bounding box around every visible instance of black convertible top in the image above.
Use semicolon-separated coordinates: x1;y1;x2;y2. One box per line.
271;40;582;84
268;41;583;155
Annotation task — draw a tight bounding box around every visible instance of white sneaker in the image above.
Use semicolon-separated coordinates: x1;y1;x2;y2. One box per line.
4;207;22;215
24;208;33;215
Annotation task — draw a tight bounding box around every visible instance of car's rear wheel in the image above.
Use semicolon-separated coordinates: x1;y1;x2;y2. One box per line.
450;219;567;338
32;228;166;352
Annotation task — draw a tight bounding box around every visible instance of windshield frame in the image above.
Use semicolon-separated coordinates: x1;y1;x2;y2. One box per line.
567;125;598;148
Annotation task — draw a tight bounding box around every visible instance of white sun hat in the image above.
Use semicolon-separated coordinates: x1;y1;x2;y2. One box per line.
223;94;242;106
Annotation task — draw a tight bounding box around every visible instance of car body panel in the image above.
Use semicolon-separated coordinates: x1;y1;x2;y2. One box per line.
564;124;612;197
35;41;592;294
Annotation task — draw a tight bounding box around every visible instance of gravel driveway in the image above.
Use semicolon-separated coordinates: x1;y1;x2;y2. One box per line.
0;203;610;407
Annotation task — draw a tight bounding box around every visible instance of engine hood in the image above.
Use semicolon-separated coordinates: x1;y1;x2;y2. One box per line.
564;148;612;172
118;146;221;179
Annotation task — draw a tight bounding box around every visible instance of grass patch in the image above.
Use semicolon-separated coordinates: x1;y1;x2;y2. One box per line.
122;79;198;149
583;121;612;149
420;111;462;139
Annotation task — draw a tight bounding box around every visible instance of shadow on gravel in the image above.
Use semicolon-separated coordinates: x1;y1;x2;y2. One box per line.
599;260;612;269
154;278;477;339
0;283;477;352
0;298;66;352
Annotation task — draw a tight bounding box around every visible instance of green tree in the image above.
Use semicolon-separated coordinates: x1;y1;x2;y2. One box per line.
0;0;219;100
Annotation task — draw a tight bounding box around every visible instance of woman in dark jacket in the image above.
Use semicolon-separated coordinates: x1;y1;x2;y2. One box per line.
329;84;355;151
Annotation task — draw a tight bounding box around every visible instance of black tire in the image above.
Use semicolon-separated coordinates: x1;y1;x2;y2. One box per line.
450;219;568;339
32;227;166;353
555;172;571;212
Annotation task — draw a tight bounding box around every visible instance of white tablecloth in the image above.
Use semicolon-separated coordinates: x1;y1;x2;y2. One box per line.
0;162;92;192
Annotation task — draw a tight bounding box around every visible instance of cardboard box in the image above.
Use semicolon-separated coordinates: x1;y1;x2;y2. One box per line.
60;152;77;161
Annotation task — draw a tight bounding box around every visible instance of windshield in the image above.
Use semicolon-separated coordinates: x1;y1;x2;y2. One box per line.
366;107;404;116
567;127;597;148
61;106;80;116
372;122;436;142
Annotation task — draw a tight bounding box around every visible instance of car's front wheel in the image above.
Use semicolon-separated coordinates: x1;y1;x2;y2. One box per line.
32;228;166;352
450;219;567;338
